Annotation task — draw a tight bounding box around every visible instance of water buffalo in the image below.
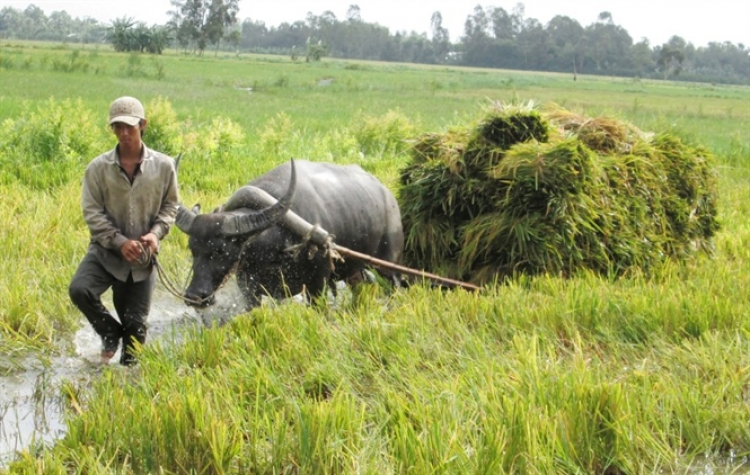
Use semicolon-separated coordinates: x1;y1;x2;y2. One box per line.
175;159;404;310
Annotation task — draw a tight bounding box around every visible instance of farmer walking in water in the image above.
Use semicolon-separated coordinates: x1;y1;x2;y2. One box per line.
69;96;180;366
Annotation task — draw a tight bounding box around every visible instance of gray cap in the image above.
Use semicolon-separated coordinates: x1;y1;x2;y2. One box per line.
108;96;145;126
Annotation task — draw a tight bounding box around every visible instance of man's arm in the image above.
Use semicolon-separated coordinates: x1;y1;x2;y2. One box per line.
82;166;128;251
143;161;180;253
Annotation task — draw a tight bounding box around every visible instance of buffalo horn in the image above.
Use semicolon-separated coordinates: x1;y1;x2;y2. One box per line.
175;152;183;172
221;158;297;236
228;186;330;247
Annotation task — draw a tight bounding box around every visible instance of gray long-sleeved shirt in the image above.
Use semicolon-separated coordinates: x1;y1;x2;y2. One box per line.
81;144;180;282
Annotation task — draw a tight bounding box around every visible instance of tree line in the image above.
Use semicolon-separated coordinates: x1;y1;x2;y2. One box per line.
1;2;748;85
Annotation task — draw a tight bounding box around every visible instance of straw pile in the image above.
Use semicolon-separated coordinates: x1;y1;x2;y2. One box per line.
398;102;719;283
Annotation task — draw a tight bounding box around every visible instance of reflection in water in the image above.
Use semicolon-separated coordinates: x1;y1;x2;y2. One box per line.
687;454;750;474
0;360;72;465
0;290;206;466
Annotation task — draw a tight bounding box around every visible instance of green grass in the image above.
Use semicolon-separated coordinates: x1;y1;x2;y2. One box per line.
1;41;750;473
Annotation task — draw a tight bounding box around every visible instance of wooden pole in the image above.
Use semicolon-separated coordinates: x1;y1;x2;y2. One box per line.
333;244;481;292
230;186;482;292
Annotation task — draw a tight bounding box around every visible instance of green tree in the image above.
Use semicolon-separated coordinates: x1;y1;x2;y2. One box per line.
517;18;551;70
207;0;239;54
168;0;237;55
657;35;687;79
462;5;489;43
226;28;241;54
183;0;209;53
546;15;585;76
342;5;364;58
346;4;361;22
694;42;749;82
238;18;268;50
22;4;47;38
167;2;193;53
430;11;450;62
305;36;327;61
630;39;655;76
585;11;633;73
0;7;25;38
47;11;73;41
107;17;170;53
108;17;137;52
462;5;493;66
147;25;172;54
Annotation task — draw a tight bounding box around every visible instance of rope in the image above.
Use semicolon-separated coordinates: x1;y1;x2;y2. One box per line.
283;224;343;271
134;241;207;305
153;256;203;305
150;225;481;307
151;235;256;307
134;241;152;268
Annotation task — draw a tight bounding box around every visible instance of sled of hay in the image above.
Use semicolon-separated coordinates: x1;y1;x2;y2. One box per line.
398;102;719;284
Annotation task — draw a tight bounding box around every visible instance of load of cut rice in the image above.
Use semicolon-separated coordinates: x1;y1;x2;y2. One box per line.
398;101;719;284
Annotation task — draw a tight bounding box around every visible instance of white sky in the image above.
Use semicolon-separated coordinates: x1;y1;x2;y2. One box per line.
4;0;750;47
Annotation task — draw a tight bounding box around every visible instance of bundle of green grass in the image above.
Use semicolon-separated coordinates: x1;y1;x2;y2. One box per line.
398;102;719;284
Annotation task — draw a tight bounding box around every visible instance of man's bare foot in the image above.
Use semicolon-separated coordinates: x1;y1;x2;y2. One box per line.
101;334;120;364
101;350;116;364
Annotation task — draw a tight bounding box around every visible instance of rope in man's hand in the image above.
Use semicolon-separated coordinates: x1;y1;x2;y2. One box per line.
134;241;153;267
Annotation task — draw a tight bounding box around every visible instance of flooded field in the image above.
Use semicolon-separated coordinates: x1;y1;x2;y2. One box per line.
0;355;79;466
0;282;248;467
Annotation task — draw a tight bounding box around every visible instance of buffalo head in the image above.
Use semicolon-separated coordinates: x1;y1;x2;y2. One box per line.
175;159;297;306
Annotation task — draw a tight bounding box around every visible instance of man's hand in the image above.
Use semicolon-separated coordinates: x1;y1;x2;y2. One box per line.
120;233;158;264
121;239;146;263
140;232;159;255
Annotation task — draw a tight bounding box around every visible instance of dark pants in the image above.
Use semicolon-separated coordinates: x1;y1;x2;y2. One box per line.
68;252;155;365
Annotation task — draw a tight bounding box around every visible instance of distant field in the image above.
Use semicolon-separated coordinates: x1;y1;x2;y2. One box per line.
2;41;750;473
2;41;748;145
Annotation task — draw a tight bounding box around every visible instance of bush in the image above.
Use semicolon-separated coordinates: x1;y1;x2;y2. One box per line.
205;117;246;160
175;114;249;191
352;109;420;157
0;98;107;189
257;112;295;159
143;96;183;156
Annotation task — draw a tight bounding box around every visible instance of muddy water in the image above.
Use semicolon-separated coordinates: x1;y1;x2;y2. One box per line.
0;282;247;467
0;357;78;465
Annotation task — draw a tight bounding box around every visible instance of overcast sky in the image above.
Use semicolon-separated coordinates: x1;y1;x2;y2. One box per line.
5;0;750;47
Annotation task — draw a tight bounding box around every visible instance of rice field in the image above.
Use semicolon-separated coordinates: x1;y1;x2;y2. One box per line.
1;40;750;473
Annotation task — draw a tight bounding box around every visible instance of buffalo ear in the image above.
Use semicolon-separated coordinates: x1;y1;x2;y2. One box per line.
176;204;200;234
192;204;201;213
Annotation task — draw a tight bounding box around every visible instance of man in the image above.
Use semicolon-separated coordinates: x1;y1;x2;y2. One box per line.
69;96;180;366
